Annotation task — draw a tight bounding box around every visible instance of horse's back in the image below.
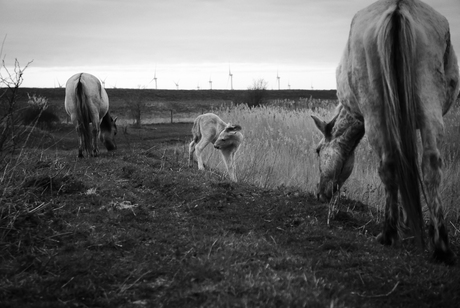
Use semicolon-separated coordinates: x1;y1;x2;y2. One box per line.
348;0;449;49
193;113;227;144
337;0;457;116
80;73;107;102
65;73;109;118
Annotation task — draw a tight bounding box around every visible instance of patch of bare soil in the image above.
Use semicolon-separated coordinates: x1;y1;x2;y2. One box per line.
1;123;459;308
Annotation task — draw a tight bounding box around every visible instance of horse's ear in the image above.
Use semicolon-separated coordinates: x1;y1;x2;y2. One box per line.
325;112;340;136
225;124;242;133
329;111;340;126
231;124;242;132
311;115;327;136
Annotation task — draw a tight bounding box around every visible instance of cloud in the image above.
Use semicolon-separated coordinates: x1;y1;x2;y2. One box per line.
1;0;459;89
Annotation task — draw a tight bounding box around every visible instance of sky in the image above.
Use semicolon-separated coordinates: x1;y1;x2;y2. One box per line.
1;0;459;90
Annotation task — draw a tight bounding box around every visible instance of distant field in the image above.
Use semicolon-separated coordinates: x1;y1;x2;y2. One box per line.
14;88;337;124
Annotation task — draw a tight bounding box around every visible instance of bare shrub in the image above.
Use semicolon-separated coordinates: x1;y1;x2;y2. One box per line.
125;89;147;127
22;93;60;129
0;58;32;163
244;79;268;108
0;55;39;251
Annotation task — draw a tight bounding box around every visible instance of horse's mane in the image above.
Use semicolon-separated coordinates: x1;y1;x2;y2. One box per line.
100;112;114;132
331;105;365;155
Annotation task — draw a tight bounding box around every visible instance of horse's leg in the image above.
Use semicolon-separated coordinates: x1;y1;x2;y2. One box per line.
376;152;400;246
366;119;400;245
76;123;84;158
188;139;196;167
90;114;100;157
71;112;84;158
420;115;455;265
220;150;235;182
229;151;237;182
195;140;208;170
230;145;241;182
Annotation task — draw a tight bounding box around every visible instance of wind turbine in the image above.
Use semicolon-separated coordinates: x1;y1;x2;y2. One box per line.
209;76;213;90
288;81;291;90
54;78;63;88
174;80;179;90
228;67;233;90
277;71;281;90
101;77;107;88
147;70;158;89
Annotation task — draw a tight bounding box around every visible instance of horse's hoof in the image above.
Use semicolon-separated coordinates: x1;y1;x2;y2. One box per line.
432;248;456;266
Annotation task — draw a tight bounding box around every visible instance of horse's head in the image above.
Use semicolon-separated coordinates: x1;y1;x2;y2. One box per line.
214;123;243;150
100;116;117;151
311;106;364;202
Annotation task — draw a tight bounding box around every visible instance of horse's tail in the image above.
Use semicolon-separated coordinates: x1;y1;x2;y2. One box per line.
377;4;424;249
75;74;92;155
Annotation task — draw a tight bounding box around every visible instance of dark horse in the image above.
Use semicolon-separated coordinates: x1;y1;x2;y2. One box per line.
65;73;117;157
311;0;459;265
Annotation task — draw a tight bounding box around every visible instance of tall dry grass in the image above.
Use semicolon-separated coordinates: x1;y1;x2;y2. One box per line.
199;101;330;189
200;99;460;221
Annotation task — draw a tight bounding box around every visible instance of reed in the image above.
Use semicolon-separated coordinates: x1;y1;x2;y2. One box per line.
202;100;460;220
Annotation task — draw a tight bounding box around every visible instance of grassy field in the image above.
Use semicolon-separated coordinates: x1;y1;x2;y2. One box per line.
1;91;460;307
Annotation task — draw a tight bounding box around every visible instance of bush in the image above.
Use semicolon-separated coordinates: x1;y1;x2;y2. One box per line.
22;94;60;129
0;58;31;157
244;79;269;108
125;90;146;127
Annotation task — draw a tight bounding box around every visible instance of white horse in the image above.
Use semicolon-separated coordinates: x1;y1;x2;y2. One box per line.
189;113;243;182
65;73;117;158
312;0;459;264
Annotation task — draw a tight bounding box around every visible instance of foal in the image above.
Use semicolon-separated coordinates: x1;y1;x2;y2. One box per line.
189;113;243;182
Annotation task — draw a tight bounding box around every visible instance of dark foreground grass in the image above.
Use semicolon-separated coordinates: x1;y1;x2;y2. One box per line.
1;124;460;308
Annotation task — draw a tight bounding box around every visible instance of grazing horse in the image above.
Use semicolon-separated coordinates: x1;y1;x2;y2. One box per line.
312;0;459;265
65;73;117;158
189;113;243;182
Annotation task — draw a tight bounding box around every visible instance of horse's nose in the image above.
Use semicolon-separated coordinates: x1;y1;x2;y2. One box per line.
316;182;331;202
107;142;117;151
316;187;329;203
